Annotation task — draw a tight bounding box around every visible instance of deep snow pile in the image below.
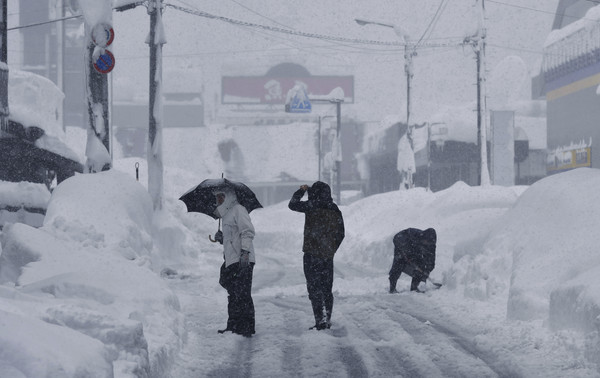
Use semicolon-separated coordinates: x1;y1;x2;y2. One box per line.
0;170;184;377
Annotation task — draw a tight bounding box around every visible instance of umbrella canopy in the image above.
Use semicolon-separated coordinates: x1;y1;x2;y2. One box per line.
179;178;263;219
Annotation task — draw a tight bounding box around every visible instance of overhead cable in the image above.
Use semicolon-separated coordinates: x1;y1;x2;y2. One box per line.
164;3;464;48
7;14;81;31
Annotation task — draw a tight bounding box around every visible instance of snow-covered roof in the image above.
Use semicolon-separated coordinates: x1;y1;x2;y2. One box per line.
8;70;84;164
8;70;64;139
544;5;600;48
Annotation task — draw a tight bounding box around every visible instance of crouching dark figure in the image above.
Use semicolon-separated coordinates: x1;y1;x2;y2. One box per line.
389;228;437;293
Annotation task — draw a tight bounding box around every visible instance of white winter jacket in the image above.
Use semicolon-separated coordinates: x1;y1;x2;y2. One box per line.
214;191;255;267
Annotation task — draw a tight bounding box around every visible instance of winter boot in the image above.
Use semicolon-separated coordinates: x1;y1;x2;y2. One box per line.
410;277;423;292
311;301;325;326
389;278;398;294
325;311;332;329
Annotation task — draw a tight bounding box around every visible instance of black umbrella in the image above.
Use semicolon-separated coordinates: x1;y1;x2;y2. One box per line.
179;178;263;220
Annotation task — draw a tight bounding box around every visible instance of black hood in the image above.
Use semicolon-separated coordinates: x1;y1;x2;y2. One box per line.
422;228;437;244
308;181;333;205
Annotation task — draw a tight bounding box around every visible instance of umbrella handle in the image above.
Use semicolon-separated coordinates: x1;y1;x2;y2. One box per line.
208;219;222;242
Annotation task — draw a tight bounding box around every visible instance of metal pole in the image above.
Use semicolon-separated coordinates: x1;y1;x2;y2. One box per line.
336;101;341;204
0;0;7;132
148;0;164;210
405;45;412;136
427;123;431;191
86;43;110;170
476;47;481;186
149;2;158;152
318;116;321;181
404;44;415;189
479;0;490;185
0;0;5;62
56;0;64;131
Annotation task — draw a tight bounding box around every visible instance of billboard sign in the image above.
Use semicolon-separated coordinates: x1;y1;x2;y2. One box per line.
222;76;354;105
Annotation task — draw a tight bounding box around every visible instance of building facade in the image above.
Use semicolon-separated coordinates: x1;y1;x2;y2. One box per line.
533;0;599;172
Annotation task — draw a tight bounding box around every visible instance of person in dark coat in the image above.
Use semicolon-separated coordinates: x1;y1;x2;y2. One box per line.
389;228;437;293
288;181;345;330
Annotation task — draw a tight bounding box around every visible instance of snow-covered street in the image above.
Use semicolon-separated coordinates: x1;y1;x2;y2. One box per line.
165;226;598;378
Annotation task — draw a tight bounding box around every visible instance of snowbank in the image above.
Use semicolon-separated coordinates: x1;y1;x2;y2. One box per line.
0;170;183;377
499;169;600;323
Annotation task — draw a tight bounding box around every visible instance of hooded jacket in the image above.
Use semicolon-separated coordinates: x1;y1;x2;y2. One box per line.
214;189;255;267
288;181;345;259
393;227;436;273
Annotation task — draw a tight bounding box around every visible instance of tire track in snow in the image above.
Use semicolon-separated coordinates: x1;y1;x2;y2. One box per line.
261;295;370;377
375;294;525;378
335;300;436;377
252;255;286;291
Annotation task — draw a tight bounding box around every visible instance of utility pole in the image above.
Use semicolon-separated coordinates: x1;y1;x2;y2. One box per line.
404;43;416;189
115;0;165;210
56;0;64;130
355;18;483;189
86;42;111;169
476;46;482;185
318;116;322;181
0;0;8;132
476;0;490;186
148;0;165;210
464;0;491;186
335;101;341;204
82;4;115;173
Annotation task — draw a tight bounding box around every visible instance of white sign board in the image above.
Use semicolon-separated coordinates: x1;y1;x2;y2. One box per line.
490;111;515;186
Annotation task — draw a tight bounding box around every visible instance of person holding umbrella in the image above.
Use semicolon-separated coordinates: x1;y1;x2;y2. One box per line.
288;181;345;330
180;178;262;338
213;187;256;337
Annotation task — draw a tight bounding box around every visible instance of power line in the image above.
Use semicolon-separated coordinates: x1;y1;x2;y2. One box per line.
7;2;146;31
488;0;600;24
486;0;559;16
10;2;539;60
7;14;81;31
226;0;293;30
415;0;448;47
164;3;464;49
173;0;402;58
7;2;465;53
6;3;71;18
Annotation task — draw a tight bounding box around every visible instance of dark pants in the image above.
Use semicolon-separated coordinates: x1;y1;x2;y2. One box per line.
219;262;255;336
389;256;426;291
303;253;334;326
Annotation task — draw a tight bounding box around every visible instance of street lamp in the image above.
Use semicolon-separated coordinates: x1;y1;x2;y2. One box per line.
355;18;417;189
